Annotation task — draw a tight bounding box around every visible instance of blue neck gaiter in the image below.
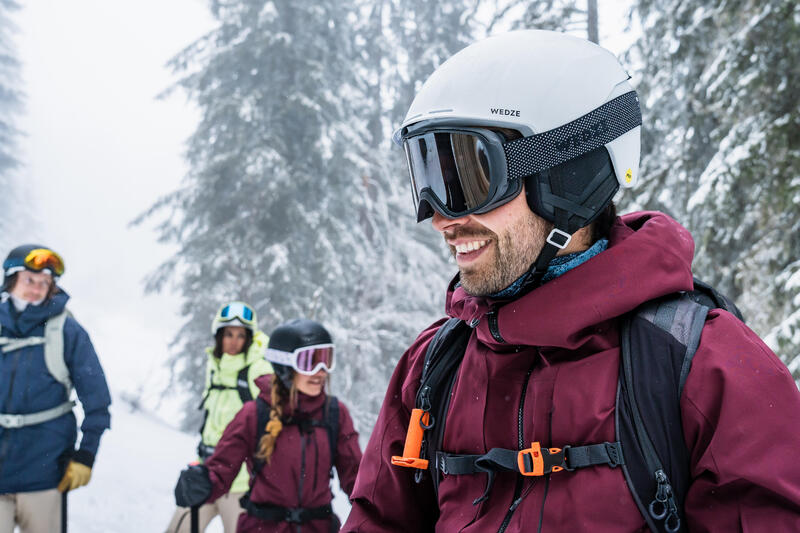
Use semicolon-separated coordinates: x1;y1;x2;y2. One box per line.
489;238;609;299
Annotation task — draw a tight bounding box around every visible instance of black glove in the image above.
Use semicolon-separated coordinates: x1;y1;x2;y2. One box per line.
174;464;212;508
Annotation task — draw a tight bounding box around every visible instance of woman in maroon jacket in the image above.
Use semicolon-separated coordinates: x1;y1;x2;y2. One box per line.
175;318;363;532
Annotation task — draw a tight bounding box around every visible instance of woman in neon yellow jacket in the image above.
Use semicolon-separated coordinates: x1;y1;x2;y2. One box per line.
166;301;273;533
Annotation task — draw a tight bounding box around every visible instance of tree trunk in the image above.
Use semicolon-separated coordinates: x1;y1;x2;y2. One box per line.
587;0;598;43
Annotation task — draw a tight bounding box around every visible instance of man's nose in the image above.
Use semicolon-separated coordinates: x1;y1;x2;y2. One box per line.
432;210;469;233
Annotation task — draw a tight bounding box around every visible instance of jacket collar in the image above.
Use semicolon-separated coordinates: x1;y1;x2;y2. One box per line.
0;290;69;337
445;212;695;353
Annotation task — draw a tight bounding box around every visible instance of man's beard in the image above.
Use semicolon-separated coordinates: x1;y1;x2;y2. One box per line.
450;212;550;297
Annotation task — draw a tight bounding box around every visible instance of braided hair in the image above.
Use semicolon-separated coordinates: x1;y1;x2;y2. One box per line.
255;374;297;464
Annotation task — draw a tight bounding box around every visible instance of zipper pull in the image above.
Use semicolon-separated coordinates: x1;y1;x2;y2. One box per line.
486;308;506;343
649;469;681;532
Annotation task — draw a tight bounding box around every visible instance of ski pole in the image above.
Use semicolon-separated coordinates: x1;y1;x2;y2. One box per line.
61;491;68;533
190;505;199;533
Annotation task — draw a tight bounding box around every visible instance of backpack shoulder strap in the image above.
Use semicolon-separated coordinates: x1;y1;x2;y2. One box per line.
44;310;71;397
416;318;471;490
326;396;339;474
690;277;744;321
251;396;270;476
237;364;254;404
617;292;710;533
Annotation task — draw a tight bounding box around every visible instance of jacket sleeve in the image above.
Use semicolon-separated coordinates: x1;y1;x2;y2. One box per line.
681;310;800;531
63;318;111;466
341;320;445;533
334;401;362;497
205;400;258;503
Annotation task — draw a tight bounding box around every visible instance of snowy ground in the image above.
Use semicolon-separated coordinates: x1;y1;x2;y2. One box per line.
64;398;351;532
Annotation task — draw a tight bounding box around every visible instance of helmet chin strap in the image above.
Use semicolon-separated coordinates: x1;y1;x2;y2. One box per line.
515;173;592;295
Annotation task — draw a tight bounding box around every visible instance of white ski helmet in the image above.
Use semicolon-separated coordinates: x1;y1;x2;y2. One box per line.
395;30;641;241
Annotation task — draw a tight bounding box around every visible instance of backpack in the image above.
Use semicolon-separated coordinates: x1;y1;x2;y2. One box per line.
196;364;256;455
395;278;743;533
253;395;340;477
0;310;76;428
236;396;341;527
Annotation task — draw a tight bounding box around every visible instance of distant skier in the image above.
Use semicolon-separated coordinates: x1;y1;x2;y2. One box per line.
166;301;273;533
174;318;362;532
0;244;111;532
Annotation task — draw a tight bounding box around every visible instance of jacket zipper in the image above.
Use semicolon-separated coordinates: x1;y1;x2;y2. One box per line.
297;433;307;533
497;359;537;533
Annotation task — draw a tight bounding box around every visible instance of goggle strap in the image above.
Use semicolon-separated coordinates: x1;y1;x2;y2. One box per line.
503;91;641;179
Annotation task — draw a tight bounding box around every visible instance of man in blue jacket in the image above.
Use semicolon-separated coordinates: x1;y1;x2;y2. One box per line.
0;244;111;532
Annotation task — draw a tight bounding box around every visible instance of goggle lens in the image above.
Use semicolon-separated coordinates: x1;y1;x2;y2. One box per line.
295;346;334;373
266;344;335;375
24;249;65;276
404;131;493;219
220;303;254;322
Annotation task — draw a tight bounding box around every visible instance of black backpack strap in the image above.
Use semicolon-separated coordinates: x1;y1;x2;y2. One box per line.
237;364;254;404
326;396;339;474
415;318;472;490
200;365;254;408
252;397;270;476
616;293;710;533
690;277;744;321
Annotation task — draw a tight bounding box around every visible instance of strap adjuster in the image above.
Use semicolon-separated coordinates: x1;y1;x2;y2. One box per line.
546;229;572;249
0;414;24;428
517;442;568;476
285;508;304;523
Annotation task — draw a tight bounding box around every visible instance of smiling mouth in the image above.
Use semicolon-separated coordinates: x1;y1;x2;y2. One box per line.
454;240;489;254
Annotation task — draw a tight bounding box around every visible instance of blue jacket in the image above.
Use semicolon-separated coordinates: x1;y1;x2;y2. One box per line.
0;291;111;493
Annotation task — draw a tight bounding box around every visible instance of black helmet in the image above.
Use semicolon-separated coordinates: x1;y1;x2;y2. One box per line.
2;244;65;292
267;318;333;389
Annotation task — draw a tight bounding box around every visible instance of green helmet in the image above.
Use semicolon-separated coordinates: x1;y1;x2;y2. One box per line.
211;301;258;334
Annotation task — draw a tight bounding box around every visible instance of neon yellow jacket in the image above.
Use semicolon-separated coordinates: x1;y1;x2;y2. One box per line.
200;330;272;494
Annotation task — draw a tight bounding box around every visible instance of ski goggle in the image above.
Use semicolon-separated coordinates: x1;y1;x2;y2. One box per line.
3;248;65;277
218;302;256;326
265;344;335;375
399;92;644;223
401;126;521;222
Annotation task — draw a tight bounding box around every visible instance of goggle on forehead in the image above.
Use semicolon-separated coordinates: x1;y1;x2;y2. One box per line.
400;91;642;222
266;344;335;376
3;249;65;277
219;302;255;325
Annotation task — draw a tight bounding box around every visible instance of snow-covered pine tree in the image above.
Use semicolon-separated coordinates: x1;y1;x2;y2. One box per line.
627;0;800;373
482;0;588;39
0;0;22;243
139;0;461;431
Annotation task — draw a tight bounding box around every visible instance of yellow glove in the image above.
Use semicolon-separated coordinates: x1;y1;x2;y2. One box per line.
57;461;92;492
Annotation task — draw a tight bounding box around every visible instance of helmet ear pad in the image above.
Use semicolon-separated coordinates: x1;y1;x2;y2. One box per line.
273;363;295;390
524;146;620;232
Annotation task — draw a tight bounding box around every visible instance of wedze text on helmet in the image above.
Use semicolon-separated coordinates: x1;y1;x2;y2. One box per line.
489;108;521;117
554;119;610;153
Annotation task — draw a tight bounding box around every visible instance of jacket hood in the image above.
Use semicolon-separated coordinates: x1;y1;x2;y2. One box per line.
254;374;327;415
0;290;70;337
445;211;695;352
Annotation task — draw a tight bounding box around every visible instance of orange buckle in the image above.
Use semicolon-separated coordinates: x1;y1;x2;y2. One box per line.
517;442;566;476
391;408;431;470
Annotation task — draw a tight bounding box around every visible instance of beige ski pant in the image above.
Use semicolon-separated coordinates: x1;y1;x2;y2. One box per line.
165;491;244;533
0;489;61;533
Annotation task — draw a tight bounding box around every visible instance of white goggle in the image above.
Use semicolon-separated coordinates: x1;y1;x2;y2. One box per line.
265;343;335;376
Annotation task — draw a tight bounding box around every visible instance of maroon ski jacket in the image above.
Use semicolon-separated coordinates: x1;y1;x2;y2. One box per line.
205;376;362;532
343;211;800;532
